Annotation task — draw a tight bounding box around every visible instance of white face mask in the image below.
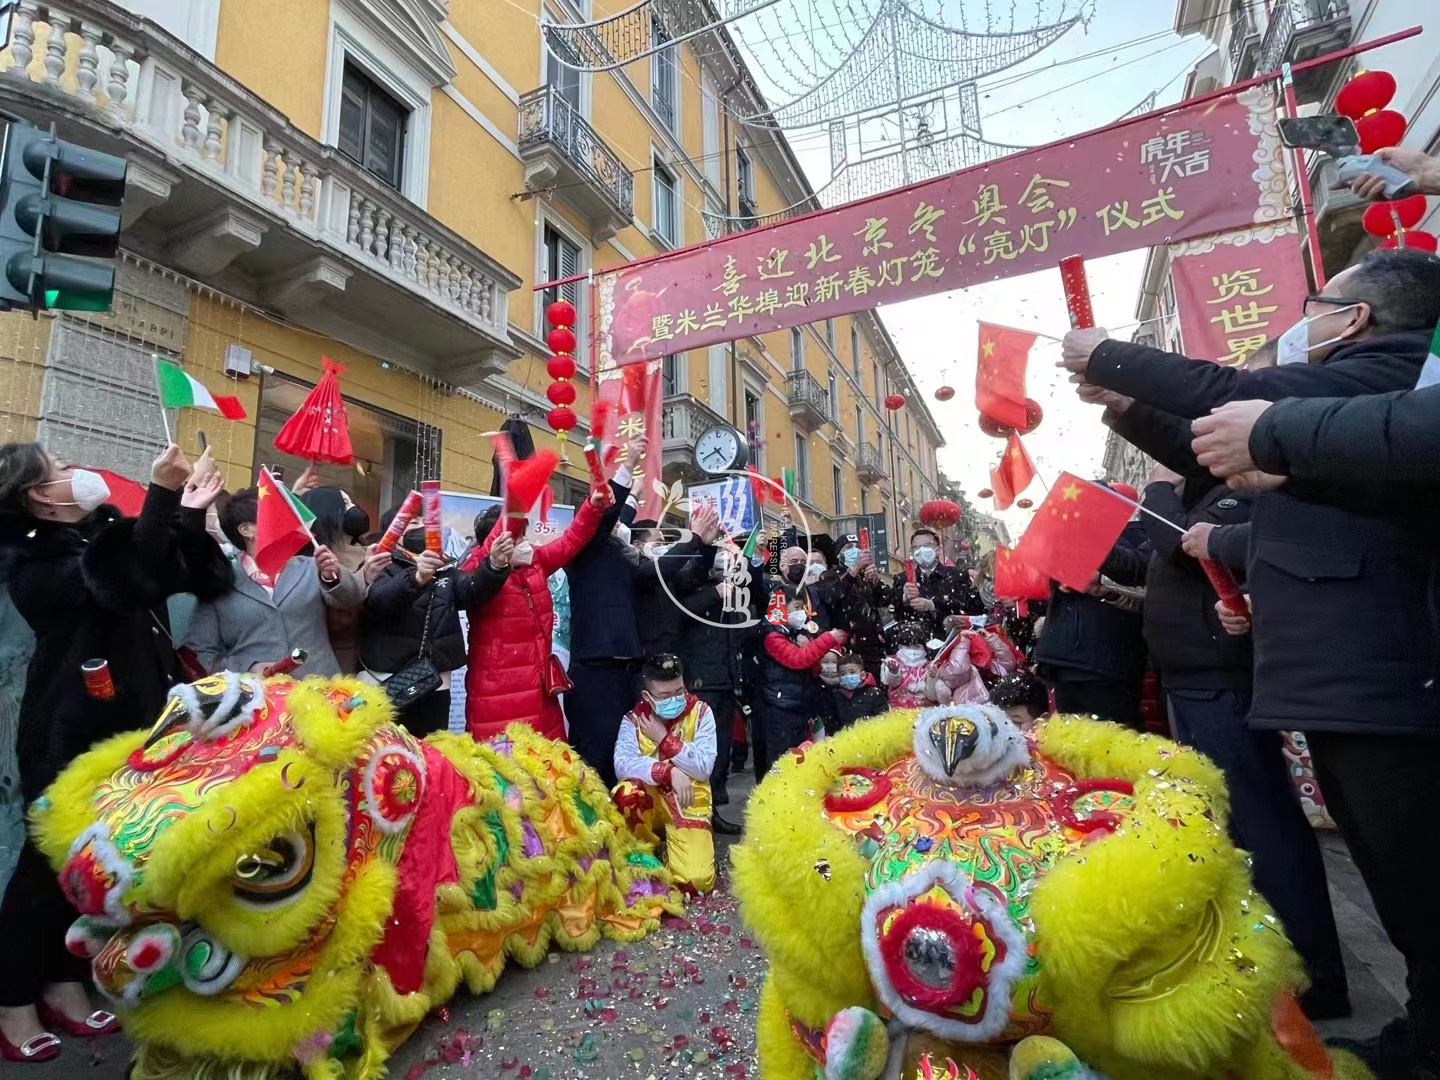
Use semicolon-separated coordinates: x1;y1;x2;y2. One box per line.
613;523;631;545
897;646;927;664
1276;305;1360;366
786;611;808;631
913;546;937;567
804;562;824;582
512;540;535;566
37;469;110;512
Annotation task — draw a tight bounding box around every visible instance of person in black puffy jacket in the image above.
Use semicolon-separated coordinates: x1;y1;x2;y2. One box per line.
360;513;511;736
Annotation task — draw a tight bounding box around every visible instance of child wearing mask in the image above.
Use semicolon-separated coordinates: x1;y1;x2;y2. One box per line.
829;652;888;732
752;596;848;774
880;623;933;708
612;654;718;894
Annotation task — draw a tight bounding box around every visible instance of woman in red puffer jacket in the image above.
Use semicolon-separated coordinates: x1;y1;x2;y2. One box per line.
459;487;607;742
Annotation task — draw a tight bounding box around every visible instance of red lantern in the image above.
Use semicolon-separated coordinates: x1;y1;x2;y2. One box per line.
884;393;906;410
978;414;1010;439
1362;194;1428;237
546;326;577;355
545;299;576;330
547;355;577;380
1336;70;1397;120
919;498;961;529
546;381;577;406
977;487;994;499
1016;497;1033;510
1019;398;1043;435
1355;110;1407;154
933;385;955;402
547;406;577;432
1379;230;1439;252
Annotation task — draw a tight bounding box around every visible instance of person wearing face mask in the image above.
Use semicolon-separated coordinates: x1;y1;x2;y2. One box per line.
751;596;848;777
890;526;983;643
358;514;513;736
0;441;231;1061
612;654;719;893
770;543;837;633
630;518;713;665
827;652;887;733
830;535;890;677
879;624;934;708
300;486;371;674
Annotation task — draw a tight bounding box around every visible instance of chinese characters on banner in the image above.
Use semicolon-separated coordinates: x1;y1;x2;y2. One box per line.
1168;226;1308;366
595;88;1286;365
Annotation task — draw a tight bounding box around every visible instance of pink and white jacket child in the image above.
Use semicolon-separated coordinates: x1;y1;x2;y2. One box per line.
925;630;1021;706
880;645;931;709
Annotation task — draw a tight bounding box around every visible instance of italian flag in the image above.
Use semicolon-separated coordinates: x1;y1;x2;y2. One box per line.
155;356;247;419
1417;321;1440;390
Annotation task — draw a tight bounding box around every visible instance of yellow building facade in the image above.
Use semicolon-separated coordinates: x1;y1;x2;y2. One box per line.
0;0;942;563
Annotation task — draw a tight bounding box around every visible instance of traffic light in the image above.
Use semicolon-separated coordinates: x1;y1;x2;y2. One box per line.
0;121;127;313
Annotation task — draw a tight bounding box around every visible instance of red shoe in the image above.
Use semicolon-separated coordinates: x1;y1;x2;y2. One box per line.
37;1002;119;1038
0;1029;61;1062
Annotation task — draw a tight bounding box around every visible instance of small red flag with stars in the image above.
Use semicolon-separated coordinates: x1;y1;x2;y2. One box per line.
990;432;1036;511
975;322;1035;430
1014;472;1133;592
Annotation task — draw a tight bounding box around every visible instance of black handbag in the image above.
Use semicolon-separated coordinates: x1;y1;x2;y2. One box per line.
383;587;442;707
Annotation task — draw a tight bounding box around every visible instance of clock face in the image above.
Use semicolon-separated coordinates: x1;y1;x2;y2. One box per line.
695;425;745;475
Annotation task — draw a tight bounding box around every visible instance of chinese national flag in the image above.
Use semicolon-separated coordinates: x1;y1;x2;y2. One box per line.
254;466;316;579
990;433;1037;511
1014;472;1134;592
992;545;1050;600
975;322;1035;429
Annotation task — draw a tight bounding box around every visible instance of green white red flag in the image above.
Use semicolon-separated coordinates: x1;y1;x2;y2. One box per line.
154;357;246;419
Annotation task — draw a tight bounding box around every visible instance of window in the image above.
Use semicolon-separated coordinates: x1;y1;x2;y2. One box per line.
855;404;864;446
850;325;860;378
860;488;868;514
790;327;805;371
735;146;754;204
833;464;843;516
826;319;836;351
744;386;764;471
701;73;721;187
827;369;838;420
338;63;408;189
872;362;881;403
794;432;810;501
662;354;684;396
653;160;678;245
651;16;677;130
545;41;580;111
540;224;582;335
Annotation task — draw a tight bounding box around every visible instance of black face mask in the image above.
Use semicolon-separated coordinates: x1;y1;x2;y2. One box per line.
401;530;428;555
784;564;806;585
343;505;370;540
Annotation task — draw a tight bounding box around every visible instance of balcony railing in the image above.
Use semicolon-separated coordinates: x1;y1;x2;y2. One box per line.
517;85;634;221
1258;0;1351;96
660;392;726;478
857;441;885;481
786;370;830;431
0;0;519;380
1227;4;1260;77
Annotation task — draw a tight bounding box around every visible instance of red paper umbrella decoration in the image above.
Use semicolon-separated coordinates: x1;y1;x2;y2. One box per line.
1355;110;1407;154
884;393;906;410
1016;497;1034;510
1336;70;1397;119
933;385;955;402
977;487;994;499
1379;231;1439;252
273;357;354;465
919;498;961;529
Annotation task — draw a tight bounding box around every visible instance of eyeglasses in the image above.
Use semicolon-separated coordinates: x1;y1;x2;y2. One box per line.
1302;294;1365;317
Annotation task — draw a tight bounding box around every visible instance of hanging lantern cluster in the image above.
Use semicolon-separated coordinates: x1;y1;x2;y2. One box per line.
1339;70;1436;251
544;300;579;452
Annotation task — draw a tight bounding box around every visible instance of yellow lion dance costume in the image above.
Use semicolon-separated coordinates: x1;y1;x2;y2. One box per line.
732;705;1370;1080
30;673;683;1080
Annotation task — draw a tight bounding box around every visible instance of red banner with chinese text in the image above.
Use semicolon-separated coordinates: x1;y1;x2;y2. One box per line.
1167;225;1307;367
595;87;1286;365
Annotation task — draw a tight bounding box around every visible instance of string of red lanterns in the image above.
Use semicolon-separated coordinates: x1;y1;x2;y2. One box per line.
1340;69;1437;251
544;300;579;452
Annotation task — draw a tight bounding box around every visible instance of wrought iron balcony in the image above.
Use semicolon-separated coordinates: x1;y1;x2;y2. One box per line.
787;370;830;432
1227;3;1261;78
660;392;727;481
1258;0;1351;100
518;86;635;242
856;441;885;483
0;0;521;388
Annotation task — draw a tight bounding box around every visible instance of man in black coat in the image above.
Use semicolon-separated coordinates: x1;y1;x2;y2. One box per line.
1064;247;1440;1077
888;525;984;643
1139;465;1347;1018
828;534;891;677
1033;518;1150;729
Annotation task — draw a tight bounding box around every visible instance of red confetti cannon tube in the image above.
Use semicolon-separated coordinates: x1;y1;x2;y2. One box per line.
858;527;870;552
81;659;115;700
1059;255;1095;330
1200;559;1251;616
421;479;442;554
376;489;422;554
262;649;308;678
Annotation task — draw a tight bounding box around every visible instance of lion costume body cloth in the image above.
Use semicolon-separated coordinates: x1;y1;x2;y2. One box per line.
732;708;1369;1080
31;673;682;1080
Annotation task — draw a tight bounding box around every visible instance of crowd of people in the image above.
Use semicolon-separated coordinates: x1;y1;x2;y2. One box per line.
0;146;1435;1075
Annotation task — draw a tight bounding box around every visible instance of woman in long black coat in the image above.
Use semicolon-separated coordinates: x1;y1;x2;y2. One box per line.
0;442;230;1062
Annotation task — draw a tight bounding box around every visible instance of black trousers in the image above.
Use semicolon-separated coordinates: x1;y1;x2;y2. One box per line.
1307;730;1440;1051
695;688;734;807
566;661;639;790
1167;689;1347;999
398;687;452;739
0;838;90;1006
1048;672;1143;731
752;701;810;779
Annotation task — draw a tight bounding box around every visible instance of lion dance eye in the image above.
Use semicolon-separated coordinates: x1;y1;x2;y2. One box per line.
230;829;314;905
179;928;245;995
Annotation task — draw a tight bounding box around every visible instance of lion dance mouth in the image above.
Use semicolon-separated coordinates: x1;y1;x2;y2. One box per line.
32;672;683;1080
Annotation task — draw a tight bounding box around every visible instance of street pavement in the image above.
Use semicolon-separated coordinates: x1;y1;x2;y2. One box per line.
0;776;1403;1079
